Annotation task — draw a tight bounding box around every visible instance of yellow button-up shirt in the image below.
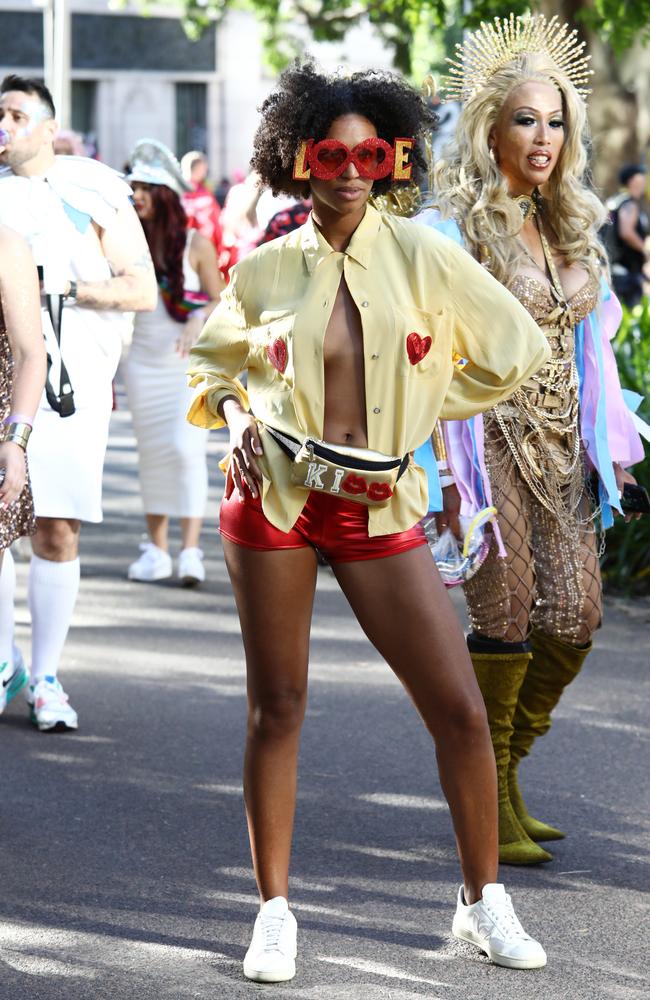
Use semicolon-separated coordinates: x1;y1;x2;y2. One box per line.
187;205;549;536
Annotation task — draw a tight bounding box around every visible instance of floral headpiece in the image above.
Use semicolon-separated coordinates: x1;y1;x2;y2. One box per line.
444;13;593;104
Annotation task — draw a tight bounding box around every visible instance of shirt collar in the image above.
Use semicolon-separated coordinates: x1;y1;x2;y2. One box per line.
301;203;383;274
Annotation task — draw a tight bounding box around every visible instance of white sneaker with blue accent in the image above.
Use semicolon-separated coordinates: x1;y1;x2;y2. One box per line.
0;655;29;714
452;883;547;969
27;676;79;732
243;896;297;983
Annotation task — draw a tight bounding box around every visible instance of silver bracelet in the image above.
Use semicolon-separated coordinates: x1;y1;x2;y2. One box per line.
2;421;32;450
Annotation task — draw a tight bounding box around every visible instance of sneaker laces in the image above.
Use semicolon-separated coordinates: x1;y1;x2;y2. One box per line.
34;678;69;705
259;913;285;951
134;543;166;568
484;894;529;941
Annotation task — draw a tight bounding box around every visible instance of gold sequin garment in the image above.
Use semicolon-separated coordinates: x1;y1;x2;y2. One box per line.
487;273;600;530
0;305;36;549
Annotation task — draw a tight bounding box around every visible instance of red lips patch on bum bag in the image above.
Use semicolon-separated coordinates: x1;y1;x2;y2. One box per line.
265;427;410;509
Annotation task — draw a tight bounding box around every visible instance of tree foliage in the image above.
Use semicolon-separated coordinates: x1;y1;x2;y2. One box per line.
580;0;650;55
133;1;650;74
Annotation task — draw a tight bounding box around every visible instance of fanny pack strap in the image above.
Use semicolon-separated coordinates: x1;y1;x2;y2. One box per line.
266;426;302;460
266;426;410;480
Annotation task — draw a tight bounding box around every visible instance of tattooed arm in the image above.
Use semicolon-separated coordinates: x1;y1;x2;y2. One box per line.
66;201;157;312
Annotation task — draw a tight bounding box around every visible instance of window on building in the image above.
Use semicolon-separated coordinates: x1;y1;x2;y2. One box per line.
176;82;207;157
71;80;97;151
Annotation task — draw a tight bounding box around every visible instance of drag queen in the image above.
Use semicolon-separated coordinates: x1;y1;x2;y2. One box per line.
420;15;644;865
188;62;552;979
0;226;46;712
125;140;224;586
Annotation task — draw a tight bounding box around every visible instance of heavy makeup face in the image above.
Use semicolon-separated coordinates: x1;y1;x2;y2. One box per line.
490;81;566;196
0;92;56;167
131;182;155;221
308;113;376;217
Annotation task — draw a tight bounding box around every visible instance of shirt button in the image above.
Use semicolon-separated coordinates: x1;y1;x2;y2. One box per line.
373;406;381;414
361;300;369;307
323;300;328;307
371;353;379;360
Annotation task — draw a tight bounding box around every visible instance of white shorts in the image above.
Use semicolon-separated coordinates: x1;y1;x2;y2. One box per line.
28;391;113;523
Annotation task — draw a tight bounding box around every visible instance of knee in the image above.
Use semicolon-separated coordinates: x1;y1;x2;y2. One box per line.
33;519;80;561
248;686;307;741
438;691;489;747
559;600;603;646
572;609;602;646
583;596;603;641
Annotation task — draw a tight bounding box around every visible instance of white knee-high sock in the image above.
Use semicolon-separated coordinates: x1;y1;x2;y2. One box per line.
28;555;80;681
0;548;16;667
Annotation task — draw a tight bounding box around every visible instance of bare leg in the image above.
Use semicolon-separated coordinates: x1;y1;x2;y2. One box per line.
145;513;169;551
222;538;318;902
32;516;80;562
332;544;498;902
180;516;203;550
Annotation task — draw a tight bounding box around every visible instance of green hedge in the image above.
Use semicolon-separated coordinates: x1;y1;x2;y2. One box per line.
601;301;650;594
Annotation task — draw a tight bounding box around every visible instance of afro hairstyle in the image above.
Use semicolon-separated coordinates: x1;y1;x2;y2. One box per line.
251;60;438;198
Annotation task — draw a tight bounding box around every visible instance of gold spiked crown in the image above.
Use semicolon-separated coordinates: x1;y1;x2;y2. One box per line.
444;13;593;103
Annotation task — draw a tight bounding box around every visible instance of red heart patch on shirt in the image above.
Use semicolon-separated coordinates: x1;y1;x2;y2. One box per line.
267;337;288;373
406;331;432;366
342;473;368;496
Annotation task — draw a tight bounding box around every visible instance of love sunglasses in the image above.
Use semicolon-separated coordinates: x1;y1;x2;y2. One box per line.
292;137;414;182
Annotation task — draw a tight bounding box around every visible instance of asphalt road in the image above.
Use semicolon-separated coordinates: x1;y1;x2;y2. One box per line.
1;389;648;1000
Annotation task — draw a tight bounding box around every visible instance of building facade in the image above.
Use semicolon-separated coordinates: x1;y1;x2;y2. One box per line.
0;1;393;179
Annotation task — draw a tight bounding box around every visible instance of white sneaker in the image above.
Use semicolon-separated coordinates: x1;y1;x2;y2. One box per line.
243;896;297;983
177;547;205;587
27;676;79;732
0;655;28;714
452;883;547;969
128;543;172;582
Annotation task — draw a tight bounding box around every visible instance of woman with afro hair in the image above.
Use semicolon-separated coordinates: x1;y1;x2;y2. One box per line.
188;61;551;981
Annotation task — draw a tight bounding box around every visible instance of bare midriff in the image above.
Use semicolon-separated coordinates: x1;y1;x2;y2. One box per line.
322;276;368;447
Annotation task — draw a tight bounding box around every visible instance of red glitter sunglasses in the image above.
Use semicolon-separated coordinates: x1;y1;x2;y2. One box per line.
293;137;414;182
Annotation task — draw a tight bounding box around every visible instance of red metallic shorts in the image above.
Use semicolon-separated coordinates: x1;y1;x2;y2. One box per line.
219;479;426;564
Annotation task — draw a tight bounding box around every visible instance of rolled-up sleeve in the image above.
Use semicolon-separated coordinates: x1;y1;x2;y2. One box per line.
186;266;251;429
440;241;551;420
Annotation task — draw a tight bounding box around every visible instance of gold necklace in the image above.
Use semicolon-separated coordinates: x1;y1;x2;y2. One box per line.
536;219;567;305
512;193;537;222
515;210;568;305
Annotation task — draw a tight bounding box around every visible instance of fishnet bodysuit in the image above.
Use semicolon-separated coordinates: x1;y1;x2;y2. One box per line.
463;273;602;646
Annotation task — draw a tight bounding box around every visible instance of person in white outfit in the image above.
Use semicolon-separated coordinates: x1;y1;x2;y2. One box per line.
0;75;157;731
125;140;224;586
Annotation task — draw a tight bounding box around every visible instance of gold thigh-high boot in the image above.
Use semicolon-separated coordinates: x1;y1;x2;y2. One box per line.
467;633;552;865
509;629;592;842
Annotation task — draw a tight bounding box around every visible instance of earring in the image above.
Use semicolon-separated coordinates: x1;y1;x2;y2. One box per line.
489;146;498;164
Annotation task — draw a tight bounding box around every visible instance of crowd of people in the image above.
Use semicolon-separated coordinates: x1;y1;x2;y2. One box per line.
0;10;647;985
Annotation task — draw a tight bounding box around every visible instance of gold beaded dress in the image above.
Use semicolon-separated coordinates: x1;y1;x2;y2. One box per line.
0;304;36;548
463;235;603;646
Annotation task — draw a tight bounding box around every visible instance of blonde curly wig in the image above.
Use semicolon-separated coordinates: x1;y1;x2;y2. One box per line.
434;52;607;286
